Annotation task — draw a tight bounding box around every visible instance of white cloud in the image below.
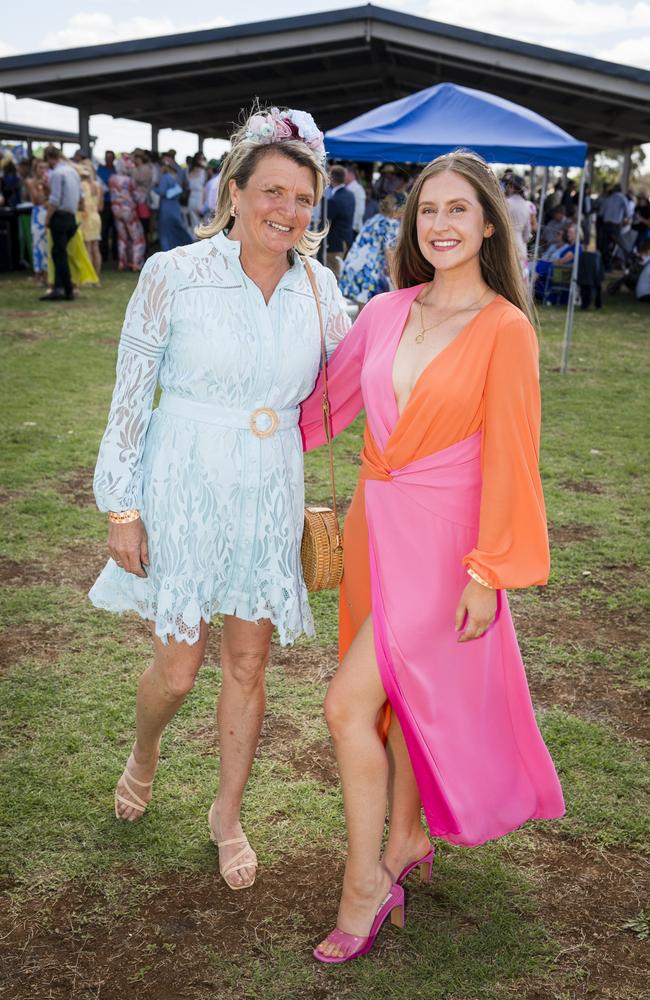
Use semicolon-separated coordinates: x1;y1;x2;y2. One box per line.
0;38;16;57
40;13;231;51
597;36;650;68
423;0;650;42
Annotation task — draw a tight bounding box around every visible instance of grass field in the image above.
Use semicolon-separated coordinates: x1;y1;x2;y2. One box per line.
0;268;648;1000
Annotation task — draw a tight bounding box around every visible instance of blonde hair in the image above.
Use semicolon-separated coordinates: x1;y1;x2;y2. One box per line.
391;150;535;325
197;108;327;255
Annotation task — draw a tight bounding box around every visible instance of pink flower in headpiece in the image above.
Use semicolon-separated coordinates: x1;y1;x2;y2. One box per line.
272;116;294;140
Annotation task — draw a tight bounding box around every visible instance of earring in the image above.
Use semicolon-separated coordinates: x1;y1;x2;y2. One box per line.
231;205;238;217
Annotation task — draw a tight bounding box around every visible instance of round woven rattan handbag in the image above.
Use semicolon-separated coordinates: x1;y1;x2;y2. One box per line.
300;258;344;592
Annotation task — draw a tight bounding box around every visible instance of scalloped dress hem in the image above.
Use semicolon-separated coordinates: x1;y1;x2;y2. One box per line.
88;561;315;647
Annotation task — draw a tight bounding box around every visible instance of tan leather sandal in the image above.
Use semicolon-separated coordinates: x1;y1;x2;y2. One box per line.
114;752;155;820
208;803;258;890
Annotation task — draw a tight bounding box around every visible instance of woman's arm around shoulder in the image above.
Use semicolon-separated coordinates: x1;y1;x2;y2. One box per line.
463;304;550;589
299;284;386;451
93;252;175;513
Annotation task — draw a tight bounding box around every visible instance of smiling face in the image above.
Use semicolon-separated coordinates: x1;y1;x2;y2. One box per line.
228;150;316;260
416;170;494;276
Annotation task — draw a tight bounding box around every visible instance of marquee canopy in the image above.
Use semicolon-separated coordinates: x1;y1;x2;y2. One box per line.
325;83;587;166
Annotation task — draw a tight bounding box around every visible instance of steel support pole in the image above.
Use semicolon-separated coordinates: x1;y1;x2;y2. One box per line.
78;107;90;154
560;160;587;374
530;166;549;290
151;126;159;154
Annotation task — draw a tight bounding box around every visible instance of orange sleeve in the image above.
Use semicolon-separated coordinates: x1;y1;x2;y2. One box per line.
463;313;550;589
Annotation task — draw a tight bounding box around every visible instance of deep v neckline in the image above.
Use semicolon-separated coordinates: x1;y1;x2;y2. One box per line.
390;291;501;425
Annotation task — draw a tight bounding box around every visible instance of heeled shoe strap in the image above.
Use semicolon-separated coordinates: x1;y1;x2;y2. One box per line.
220;843;258;879
319;928;367;956
115;790;148;812
124;755;155;788
217;836;248;849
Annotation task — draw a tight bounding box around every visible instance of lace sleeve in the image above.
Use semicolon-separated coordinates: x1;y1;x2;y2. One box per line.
93;252;174;512
323;265;352;358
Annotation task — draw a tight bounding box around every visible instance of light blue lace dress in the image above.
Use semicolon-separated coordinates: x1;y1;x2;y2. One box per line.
89;232;350;645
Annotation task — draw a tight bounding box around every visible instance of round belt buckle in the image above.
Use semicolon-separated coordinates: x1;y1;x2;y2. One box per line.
250;406;279;438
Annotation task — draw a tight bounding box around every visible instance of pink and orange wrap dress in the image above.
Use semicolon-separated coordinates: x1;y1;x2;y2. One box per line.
300;286;565;847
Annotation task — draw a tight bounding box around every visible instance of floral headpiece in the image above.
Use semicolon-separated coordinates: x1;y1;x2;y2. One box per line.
243;108;326;165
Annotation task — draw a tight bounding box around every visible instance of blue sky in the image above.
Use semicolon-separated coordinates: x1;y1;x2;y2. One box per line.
1;1;647;158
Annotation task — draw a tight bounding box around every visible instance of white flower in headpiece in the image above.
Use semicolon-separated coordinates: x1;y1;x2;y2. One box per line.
287;109;321;144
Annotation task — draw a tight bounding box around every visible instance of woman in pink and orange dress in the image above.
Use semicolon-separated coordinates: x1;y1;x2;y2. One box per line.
300;150;565;964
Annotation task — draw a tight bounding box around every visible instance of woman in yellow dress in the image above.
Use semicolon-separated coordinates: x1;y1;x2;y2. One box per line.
77;160;104;281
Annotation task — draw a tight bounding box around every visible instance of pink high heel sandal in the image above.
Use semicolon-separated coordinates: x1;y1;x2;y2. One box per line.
313;883;405;964
397;846;435;885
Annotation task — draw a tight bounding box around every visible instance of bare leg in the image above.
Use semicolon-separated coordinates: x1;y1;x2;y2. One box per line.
317;616;393;958
91;241;102;280
115;621;208;822
209;615;274;887
382;715;431;881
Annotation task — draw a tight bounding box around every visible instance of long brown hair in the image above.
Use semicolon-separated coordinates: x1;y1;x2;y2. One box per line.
391;151;535;324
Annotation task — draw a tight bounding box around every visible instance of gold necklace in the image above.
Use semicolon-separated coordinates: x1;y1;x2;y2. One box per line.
415;288;490;344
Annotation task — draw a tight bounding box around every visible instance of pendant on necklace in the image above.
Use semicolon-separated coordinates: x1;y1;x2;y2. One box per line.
415;331;425;344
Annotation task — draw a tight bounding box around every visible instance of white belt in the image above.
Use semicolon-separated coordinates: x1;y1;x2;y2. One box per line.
158;391;299;439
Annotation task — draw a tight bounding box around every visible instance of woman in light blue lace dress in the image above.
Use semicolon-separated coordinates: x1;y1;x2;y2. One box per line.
339;193;403;305
89;107;349;889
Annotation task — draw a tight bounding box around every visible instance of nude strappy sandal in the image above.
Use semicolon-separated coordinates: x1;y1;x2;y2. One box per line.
208;803;258;890
114;752;155;820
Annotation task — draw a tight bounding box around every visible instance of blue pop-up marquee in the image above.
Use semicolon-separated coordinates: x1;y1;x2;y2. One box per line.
325;82;587;167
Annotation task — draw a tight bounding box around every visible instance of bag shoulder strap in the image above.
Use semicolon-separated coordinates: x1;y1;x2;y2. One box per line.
301;256;339;525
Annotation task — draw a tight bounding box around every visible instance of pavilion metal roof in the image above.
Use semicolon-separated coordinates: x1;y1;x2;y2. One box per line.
0;121;94;144
0;4;647;150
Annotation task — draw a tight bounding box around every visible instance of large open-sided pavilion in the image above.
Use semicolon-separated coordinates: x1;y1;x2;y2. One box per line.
0;3;648;180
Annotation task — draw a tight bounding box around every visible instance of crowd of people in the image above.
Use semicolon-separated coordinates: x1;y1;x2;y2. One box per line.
1;141;649;305
315;160;650;309
0;145;224;299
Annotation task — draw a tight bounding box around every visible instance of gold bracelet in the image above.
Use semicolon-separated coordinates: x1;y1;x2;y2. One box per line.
108;509;140;524
467;567;494;589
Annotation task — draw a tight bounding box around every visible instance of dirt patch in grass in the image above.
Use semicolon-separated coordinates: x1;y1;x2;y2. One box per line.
548;523;599;546
0;487;22;505
0;557;52;587
1;328;44;343
0;851;345;1000
514;832;650;1000
512;582;648;651
258;713;337;786
271;643;338;685
0;544;106;594
57;466;96;508
527;657;650;742
560;480;605;495
0;623;75;671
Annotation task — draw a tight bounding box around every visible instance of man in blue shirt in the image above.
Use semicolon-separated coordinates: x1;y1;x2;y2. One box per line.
40;146;81;301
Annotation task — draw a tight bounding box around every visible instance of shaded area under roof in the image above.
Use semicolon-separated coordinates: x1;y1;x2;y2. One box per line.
326;83;588;166
0;4;648;150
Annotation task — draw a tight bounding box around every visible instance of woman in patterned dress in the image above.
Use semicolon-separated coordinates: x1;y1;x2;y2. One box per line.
89;107;349;890
339;193;403;305
26;159;49;284
109;159;145;272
